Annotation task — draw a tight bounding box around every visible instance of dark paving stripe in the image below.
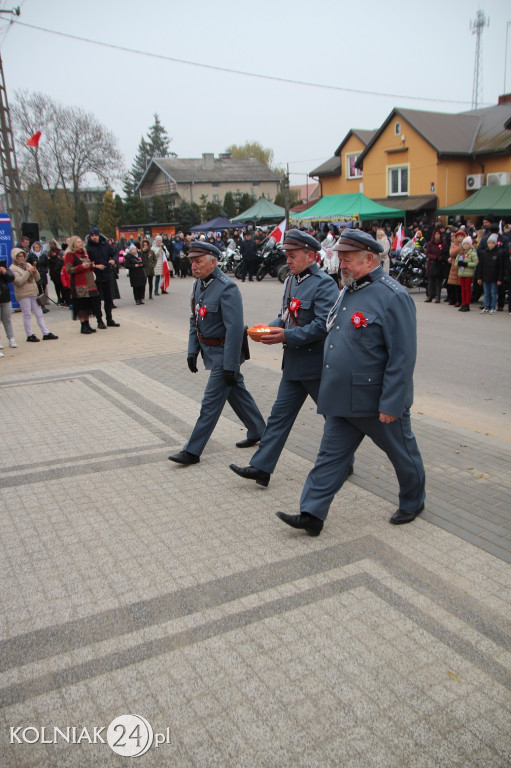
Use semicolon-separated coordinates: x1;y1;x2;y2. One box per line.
1;536;509;708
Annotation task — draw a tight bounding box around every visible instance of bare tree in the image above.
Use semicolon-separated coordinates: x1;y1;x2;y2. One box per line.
11;90;124;237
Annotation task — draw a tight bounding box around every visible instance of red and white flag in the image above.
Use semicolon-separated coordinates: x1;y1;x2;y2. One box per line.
392;224;403;251
270;219;286;244
26;131;42;147
159;251;171;292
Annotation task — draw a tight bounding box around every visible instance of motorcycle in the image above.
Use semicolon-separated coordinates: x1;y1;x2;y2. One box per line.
277;263;290;283
218;247;241;273
255;240;286;281
390;239;426;289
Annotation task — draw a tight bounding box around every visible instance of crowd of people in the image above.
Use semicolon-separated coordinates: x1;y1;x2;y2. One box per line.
2;212;509;355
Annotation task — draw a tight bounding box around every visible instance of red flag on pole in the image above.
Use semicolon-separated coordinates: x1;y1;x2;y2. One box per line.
160;251;170;293
26;131;42;147
392;224;403;251
270;219;286;244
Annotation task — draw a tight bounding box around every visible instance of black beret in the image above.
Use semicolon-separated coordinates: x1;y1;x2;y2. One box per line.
281;228;320;252
188;241;221;258
333;229;384;255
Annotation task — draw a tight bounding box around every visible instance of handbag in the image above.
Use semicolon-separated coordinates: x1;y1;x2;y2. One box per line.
36;294;50;306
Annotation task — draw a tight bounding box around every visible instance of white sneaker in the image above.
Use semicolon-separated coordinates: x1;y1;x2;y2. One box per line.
9;338;17;348
0;351;3;357
489;309;496;314
480;308;489;314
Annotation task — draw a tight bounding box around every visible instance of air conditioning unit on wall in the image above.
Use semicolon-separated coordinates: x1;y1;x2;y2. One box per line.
466;174;484;191
486;172;511;186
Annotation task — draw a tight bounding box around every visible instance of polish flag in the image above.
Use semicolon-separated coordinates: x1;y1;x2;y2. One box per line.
392;224;403;251
270;219;286;244
26;131;42;147
159;251;170;292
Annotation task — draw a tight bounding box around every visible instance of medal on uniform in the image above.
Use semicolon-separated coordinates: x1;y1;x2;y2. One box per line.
351;311;368;328
198;305;207;318
289;298;301;317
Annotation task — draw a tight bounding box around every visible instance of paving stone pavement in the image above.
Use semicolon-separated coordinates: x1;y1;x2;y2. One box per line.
0;311;510;768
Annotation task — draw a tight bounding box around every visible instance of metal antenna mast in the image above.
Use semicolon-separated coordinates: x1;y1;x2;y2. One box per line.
471;9;489;110
0;6;24;241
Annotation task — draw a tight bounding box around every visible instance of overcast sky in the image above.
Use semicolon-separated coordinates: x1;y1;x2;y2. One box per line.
1;0;510;189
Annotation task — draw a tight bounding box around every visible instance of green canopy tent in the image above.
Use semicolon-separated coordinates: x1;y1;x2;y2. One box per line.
231;197;285;224
290;193;403;222
437;184;511;216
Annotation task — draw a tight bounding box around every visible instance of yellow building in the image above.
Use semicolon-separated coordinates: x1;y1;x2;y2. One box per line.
310;129;376;197
311;96;511;220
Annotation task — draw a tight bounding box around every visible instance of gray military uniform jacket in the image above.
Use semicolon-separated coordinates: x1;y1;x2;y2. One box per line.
189;266;246;371
271;262;339;381
319;265;417;418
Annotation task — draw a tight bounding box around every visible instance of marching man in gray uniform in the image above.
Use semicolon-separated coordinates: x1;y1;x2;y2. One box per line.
229;229;340;487
168;241;265;466
276;228;426;536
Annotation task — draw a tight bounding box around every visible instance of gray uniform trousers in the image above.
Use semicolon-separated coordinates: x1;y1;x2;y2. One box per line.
250;377;321;474
300;408;425;520
184;368;266;457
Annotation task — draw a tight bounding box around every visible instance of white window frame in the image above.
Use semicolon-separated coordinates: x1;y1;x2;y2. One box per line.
387;164;409;196
346;152;363;179
394;121;401;136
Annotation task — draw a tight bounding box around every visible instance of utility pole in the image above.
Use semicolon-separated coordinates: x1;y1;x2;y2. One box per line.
284;164;290;231
0;6;24;241
471;9;489;109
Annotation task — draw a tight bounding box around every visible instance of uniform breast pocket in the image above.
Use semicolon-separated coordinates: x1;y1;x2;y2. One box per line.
351;371;384;413
296;299;312;319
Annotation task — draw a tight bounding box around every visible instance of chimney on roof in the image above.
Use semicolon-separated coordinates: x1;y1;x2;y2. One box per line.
498;93;511;104
202;153;215;170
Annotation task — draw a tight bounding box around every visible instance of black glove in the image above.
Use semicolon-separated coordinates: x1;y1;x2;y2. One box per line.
223;370;237;387
187;354;198;373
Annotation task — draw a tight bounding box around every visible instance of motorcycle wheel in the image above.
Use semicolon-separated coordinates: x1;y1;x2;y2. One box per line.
256;266;267;282
277;264;290;283
234;264;244;280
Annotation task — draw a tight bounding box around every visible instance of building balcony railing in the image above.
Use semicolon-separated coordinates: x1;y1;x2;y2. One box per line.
140;182;177;197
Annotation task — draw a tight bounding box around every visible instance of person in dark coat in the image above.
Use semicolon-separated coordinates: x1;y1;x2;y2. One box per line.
125;244;147;304
48;241;64;305
239;230;258;282
424;228;446;303
86;228;120;329
475;233;505;314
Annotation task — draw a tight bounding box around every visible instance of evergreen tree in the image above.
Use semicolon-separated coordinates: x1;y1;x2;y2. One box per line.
198;194;209;221
151;195;167;222
122;173;146;224
98;190;120;239
76;199;90;238
223;191;236;218
170;200;201;232
205;201;222;221
114;194;125;225
131;136;151;187
130;197;148;225
239;193;251;214
147;113;172;158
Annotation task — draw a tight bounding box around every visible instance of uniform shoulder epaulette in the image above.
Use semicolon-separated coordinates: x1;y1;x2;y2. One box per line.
379;274;401;292
217;272;229;284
